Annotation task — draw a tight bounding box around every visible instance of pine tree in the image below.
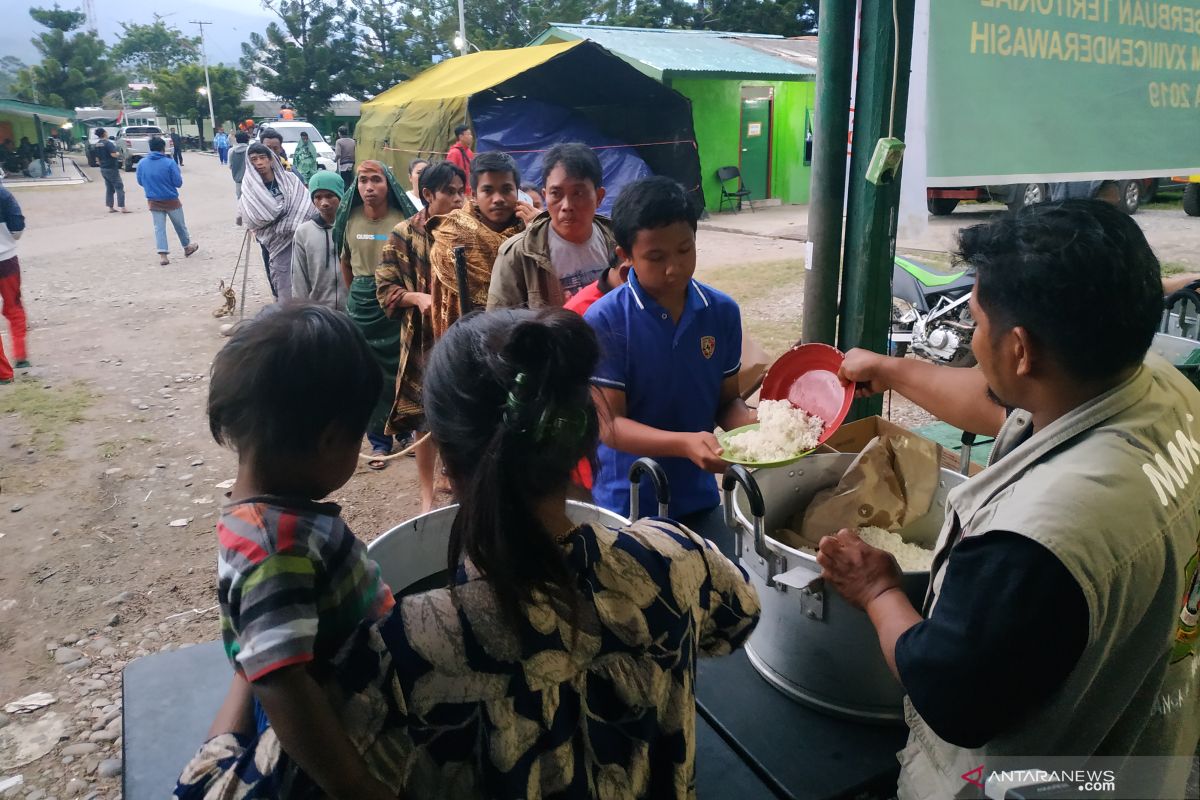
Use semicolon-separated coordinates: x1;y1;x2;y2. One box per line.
240;0;360;118
14;4;121;108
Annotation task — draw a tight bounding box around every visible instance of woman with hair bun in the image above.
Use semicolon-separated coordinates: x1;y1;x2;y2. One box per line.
362;307;761;798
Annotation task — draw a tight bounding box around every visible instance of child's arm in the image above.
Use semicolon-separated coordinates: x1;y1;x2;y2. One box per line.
594;385;728;473
253;664;399;800
715;374;757;432
339;248;353;289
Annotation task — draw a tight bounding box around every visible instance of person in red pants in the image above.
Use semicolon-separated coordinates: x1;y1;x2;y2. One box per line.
0;185;28;384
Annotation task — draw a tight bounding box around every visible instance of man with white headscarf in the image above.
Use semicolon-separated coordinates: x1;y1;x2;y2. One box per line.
239;143;310;301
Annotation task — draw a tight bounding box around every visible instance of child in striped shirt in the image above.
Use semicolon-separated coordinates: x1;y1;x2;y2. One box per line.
182;304;397;800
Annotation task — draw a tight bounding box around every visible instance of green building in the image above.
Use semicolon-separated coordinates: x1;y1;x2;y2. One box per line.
531;25;817;212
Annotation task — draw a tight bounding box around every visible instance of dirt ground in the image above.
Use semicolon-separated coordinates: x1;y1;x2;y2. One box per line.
1;155;1196;796
0;155;824;796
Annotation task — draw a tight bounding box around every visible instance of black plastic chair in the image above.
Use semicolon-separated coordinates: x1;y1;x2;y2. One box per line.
717;166;753;213
1163;281;1200;340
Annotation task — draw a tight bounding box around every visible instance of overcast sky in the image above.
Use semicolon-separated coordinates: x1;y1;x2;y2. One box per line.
3;0;276;68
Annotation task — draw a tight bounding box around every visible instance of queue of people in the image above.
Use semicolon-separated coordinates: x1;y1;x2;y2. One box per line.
176;129;1200;799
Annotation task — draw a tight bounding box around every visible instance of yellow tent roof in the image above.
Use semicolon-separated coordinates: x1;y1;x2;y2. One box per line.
364;41;582;106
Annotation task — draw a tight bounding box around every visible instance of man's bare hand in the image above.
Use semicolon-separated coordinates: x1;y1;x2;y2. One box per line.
838;348;892;398
514;201;539;225
816;528;904;611
409;291;432;314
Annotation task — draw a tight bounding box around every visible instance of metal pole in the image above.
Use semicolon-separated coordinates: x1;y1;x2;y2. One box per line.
192;20;217;147
453;246;472;318
839;0;916;420
801;0;856;346
457;0;468;57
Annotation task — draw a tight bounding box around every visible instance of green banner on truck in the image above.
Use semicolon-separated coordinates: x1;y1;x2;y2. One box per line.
927;0;1200;183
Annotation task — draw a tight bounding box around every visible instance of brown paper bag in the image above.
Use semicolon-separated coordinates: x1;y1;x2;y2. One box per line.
783;432;940;548
739;332;771;400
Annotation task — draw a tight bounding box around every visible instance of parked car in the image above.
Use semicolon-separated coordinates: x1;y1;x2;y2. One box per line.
927;178;1155;216
114;126;173;171
256;120;337;172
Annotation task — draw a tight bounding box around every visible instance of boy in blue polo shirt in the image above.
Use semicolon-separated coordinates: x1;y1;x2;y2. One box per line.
585;177;756;548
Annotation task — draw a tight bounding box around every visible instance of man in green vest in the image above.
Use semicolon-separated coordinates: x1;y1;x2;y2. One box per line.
825;200;1200;799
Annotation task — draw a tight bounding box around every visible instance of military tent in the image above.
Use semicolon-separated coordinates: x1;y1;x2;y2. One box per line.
356;40;703;210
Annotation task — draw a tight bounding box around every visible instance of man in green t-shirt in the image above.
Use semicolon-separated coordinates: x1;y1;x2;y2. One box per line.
338;160;416;468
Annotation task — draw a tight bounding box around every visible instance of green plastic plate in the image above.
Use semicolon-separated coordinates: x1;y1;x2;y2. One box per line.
717;423;815;469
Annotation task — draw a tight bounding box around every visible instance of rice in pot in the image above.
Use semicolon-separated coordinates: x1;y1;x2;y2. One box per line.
857;526;934;572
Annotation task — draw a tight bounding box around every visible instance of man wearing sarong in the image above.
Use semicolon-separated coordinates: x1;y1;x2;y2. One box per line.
335;160;417;469
376;160;467;512
427;151;533;340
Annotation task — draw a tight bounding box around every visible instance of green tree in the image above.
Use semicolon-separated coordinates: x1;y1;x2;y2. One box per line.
240;0;359;117
601;0;818;34
696;0;818;35
13;4;120;108
146;64;251;139
0;56;27;97
111;17;200;81
353;0;455;93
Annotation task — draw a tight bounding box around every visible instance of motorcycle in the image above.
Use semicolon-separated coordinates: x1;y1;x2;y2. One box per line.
891;255;977;367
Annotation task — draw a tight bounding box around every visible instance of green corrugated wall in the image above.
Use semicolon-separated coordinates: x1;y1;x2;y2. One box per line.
668;77;815;212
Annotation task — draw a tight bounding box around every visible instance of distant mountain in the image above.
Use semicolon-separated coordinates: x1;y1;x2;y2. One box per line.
1;1;274;69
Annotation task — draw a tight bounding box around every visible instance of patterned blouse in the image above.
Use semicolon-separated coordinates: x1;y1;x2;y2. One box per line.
176;518;760;799
364;517;762;798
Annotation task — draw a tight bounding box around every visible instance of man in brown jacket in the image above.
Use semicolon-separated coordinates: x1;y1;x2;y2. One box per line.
487;143;617;311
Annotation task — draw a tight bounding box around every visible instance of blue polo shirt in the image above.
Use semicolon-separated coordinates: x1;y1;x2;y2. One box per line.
584;270;742;519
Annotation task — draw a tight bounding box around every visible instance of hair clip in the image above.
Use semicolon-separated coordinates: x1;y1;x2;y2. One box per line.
532;407;589;444
503;372;528;426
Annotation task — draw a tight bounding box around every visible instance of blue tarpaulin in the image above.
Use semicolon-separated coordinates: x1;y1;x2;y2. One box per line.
469;97;652;216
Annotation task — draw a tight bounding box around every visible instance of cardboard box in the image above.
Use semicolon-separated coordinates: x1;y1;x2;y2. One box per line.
819;416;984;476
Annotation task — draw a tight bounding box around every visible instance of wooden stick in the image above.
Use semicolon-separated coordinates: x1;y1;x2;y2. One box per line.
358;432;432;464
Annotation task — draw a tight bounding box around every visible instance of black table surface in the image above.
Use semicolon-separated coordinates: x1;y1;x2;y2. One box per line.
123;642;902;800
697;650;908;800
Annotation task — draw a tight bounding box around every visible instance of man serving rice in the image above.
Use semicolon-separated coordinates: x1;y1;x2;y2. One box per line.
817;201;1200;800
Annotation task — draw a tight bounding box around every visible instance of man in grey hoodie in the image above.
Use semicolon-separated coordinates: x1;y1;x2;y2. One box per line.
291;170;346;310
228;131;251;199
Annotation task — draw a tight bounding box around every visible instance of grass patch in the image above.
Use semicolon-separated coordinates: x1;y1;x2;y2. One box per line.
701;259;804;306
98;440;124;459
1163;262;1193;276
0;381;93;451
747;318;802;360
1143;196;1182;212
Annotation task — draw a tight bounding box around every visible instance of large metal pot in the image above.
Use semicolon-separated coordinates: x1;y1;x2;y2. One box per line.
366;458;667;594
723;453;968;724
366;500;628;594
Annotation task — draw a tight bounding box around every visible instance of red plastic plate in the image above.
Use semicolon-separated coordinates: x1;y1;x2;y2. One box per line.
759;343;855;445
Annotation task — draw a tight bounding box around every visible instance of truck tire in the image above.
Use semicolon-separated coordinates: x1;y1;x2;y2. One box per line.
1117;180;1142;215
1006;183;1046;214
1184;184;1200;217
927;198;959;216
123;157;134;172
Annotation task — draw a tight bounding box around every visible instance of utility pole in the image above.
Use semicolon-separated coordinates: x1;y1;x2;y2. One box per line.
801;0;856;346
190;20;217;149
81;0;97;32
456;0;468;57
839;0;917;420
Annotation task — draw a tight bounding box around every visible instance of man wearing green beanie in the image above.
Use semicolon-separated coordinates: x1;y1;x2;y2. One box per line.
292;169;347;310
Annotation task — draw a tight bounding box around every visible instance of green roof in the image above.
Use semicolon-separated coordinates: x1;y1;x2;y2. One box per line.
0;98;75;124
530;24;815;80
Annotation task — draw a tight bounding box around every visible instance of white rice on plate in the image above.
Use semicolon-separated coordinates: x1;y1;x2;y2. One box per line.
857;526;934;572
724;399;825;462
